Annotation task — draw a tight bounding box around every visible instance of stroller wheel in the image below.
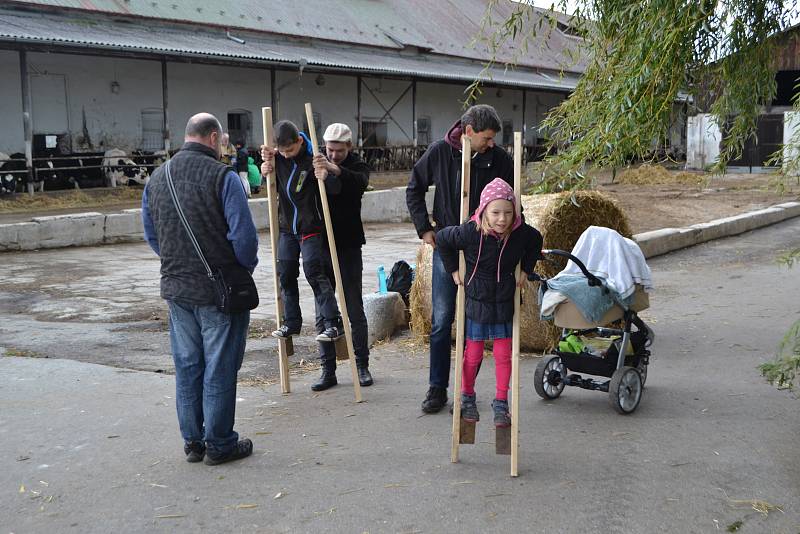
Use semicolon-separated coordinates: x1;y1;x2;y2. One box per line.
534;355;566;400
609;366;643;414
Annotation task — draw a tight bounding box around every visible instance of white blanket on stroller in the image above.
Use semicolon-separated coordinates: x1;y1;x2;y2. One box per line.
562;226;653;299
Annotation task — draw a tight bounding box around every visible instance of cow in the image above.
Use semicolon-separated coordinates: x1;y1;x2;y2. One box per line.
102;149;149;188
0;152;25;196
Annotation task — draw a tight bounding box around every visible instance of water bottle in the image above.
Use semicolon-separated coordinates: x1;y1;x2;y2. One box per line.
377;265;388;294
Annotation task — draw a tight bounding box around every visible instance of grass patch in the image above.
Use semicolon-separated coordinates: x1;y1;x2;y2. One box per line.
4;347;42;358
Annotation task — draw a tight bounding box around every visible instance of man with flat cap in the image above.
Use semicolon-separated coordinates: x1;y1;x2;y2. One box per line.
311;123;374;390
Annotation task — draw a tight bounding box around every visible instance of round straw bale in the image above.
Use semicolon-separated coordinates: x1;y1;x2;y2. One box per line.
408;190;630;352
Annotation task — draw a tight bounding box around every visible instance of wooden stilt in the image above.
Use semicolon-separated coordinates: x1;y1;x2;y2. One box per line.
510;131;523;476
334;336;349;361
496;426;511;455
262;107;292;394
459;420;476;445
450;135;472;463
304;103;363;403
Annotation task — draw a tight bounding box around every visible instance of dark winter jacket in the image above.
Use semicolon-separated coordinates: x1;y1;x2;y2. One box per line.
327;151;370;248
275;132;340;235
406;121;514;238
437;220;543;324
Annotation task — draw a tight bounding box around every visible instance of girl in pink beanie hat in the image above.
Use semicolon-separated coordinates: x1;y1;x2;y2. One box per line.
436;178;543;426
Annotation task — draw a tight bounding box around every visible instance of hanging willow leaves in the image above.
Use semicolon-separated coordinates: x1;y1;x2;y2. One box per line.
467;0;793;191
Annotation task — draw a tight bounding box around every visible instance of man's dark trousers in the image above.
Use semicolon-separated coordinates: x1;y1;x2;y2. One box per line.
277;231;339;331
318;246;369;371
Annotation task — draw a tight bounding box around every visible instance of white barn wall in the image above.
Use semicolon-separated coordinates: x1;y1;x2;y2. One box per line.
361;77;414;145
274;70;356;140
0;50;24;155
27;52;161;152
415;82;468;142
167;62;270;150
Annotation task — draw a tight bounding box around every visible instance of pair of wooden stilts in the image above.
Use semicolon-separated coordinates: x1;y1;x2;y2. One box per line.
261;104;362;403
451;133;523;477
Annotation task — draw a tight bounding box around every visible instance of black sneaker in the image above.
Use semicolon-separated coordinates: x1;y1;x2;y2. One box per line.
183;441;205;463
492;399;511;428
204;439;253;466
357;366;373;387
461;393;479;422
421;386;448;413
272;325;300;338
315;326;343;342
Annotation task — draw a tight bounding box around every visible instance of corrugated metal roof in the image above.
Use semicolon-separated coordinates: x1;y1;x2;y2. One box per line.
4;0;586;73
0;9;580;90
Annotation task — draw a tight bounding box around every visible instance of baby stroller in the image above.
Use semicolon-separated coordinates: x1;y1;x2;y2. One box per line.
529;229;654;414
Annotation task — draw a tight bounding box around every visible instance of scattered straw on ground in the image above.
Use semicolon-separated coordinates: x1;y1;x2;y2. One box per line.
0;187;143;213
616;164;706;186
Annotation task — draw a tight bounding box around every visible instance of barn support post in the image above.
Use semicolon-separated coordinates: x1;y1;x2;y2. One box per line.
522;89;527;160
270;67;277;115
356;75;363;146
19;50;34;196
412;79;418;147
161;59;171;157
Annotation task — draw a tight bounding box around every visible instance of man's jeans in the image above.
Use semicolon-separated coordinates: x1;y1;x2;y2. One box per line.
318;246;369;371
167;300;249;455
429;247;458;389
277;232;341;331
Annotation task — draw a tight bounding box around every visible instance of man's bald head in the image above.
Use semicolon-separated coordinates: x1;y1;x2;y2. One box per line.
185;113;223;157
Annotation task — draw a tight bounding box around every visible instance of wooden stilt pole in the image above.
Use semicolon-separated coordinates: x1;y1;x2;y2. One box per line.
450;135;472;463
510;131;523;477
304;103;363;403
262;107;292;394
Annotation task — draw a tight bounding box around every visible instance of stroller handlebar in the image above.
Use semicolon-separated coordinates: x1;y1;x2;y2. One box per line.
528;249;608;293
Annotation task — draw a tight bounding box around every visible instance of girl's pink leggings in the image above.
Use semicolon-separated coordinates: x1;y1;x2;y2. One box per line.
461;338;512;400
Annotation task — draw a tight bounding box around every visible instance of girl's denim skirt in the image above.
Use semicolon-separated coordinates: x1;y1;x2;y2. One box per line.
466;318;513;341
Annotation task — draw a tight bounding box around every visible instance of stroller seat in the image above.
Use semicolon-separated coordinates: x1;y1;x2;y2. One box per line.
552;284;650;330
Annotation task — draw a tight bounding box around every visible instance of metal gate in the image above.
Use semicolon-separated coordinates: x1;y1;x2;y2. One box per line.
727;113;783;168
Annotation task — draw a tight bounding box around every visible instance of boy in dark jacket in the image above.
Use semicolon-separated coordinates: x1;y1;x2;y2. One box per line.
260;120;344;347
406;104;515;414
311;122;374;391
437;178;542;426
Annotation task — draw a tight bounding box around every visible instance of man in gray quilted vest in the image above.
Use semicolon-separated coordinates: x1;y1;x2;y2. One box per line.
142;113;259;466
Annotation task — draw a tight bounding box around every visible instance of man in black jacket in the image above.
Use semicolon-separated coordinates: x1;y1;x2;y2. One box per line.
312;123;373;390
261;121;344;359
406;104;514;413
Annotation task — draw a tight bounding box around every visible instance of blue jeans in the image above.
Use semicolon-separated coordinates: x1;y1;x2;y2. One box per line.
167;300;249;456
429;248;458;389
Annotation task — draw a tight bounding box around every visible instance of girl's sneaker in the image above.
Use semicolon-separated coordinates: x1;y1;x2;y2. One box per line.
492;399;511;428
461;393;479;422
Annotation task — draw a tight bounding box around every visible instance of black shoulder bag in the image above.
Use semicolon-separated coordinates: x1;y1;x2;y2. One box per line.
165;161;259;314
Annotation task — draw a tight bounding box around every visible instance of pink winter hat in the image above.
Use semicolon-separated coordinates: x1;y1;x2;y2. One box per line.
472;177;520;230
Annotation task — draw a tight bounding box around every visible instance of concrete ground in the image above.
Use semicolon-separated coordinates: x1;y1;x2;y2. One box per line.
2;219;800;533
0;222;420;379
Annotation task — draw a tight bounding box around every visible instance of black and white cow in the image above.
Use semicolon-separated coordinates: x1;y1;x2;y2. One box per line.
0;152;25;196
102;149;149;187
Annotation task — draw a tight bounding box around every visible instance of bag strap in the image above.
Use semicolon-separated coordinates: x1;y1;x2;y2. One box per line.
164;160;215;281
